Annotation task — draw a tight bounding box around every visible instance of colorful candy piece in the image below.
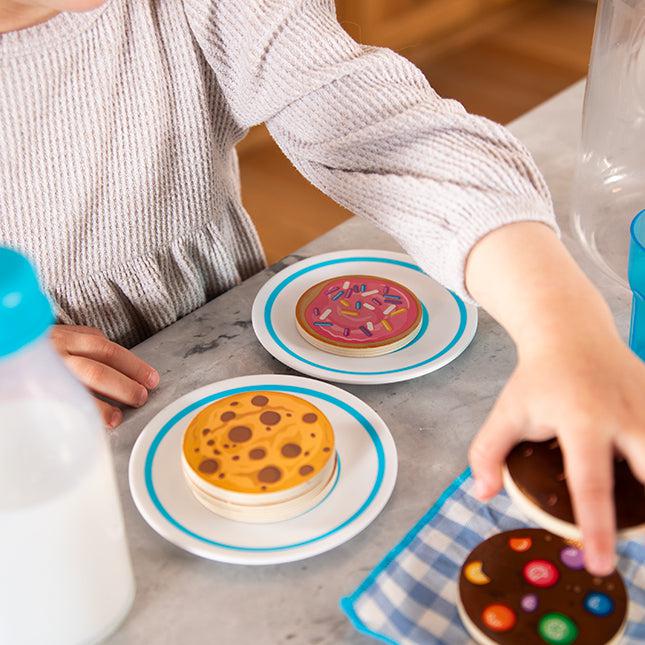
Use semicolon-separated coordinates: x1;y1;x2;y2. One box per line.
584;592;614;617
523;560;559;588
340;299;350;307
538;613;579;644
390;308;405;317
363;302;375;310
482;604;516;632
560;546;585;570
464;561;490;585
521;594;538;613
313;307;320;316
342;281;350;290
313;322;332;327
343;328;350;337
360;289;379;297
381;319;392;331
383;304;396;315
355;301;362;310
341;310;358;317
383;286;390;295
320;308;332;320
360;284;366;292
359;325;372;337
366;321;374;332
325;286;339;295
353;284;359;292
331;290;344;301
372;297;382;305
509;537;532;552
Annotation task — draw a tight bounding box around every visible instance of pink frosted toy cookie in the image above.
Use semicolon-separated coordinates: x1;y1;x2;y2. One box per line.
295;275;423;357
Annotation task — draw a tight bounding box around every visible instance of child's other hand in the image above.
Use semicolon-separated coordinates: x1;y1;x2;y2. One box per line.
51;324;159;429
469;329;645;575
467;222;645;577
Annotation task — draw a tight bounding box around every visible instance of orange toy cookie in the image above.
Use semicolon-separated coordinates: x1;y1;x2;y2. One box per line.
182;391;337;523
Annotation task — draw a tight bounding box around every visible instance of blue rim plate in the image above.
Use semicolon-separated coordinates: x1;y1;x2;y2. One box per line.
128;375;398;565
251;250;477;385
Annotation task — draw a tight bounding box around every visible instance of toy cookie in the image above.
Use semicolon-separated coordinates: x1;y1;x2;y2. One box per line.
295;275;422;357
503;439;645;540
458;529;627;644
182;391;337;523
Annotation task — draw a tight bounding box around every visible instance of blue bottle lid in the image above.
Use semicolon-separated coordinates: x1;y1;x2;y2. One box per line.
0;247;54;358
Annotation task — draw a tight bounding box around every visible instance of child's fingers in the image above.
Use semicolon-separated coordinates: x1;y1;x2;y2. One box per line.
65;355;149;408
560;433;615;576
616;430;645;484
61;330;159;389
469;407;521;501
94;398;123;429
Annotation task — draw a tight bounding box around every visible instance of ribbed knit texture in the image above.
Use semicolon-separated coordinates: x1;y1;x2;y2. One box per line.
0;0;556;348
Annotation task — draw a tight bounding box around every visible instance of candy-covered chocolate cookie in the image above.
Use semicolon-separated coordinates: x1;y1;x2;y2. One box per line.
182;391;337;522
458;529;627;645
295;275;422;357
503;439;645;540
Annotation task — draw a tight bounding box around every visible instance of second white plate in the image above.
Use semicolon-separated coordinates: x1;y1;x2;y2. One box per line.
252;250;477;385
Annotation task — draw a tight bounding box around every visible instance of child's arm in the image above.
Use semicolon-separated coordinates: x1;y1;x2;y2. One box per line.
466;222;645;575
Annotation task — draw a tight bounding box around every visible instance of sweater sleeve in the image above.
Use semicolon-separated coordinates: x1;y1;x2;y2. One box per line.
183;0;557;302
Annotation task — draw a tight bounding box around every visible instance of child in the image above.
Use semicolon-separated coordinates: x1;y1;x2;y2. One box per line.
2;0;644;577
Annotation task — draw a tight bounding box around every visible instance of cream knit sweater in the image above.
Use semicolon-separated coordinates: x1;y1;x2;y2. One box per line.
0;0;555;347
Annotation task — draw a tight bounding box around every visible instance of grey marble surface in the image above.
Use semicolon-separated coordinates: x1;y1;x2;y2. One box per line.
106;80;632;645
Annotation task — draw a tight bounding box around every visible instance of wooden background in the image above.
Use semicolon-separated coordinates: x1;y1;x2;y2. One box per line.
239;0;597;264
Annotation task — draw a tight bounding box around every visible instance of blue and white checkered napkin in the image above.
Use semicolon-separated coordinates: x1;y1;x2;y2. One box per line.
341;469;645;644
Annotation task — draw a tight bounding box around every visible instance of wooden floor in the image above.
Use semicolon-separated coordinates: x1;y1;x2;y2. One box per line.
239;0;596;264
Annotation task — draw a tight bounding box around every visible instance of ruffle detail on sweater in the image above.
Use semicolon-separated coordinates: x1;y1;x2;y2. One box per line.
49;218;265;348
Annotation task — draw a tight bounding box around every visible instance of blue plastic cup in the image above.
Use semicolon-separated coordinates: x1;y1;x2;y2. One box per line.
628;210;645;361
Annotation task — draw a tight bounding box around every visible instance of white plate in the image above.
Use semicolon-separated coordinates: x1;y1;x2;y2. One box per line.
128;375;397;565
252;250;478;385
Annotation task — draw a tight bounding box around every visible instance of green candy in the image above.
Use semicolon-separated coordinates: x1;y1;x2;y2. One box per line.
538;613;579;644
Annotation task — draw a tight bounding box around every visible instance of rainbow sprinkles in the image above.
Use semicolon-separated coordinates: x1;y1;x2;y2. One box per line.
295;275;423;357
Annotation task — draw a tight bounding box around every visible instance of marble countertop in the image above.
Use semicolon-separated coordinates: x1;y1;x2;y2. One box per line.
107;80;631;645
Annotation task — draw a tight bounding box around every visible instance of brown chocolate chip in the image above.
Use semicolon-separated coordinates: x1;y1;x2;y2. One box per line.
251;395;269;407
218;473;225;479
230;401;239;406
228;426;252;443
304;451;309;456
299;465;314;476
202;428;210;436
249;448;266;460
310;433;316;438
198;459;218;474
220;411;236;422
207;439;214;446
281;443;302;458
194;448;199;452
323;447;330;452
232;456;240;461
258;466;282;483
260;411;281;426
302;413;317;423
214;449;221;455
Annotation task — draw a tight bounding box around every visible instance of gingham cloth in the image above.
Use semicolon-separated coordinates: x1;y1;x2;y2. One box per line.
341;469;645;644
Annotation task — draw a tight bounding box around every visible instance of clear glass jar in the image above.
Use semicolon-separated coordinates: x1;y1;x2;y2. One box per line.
573;0;645;288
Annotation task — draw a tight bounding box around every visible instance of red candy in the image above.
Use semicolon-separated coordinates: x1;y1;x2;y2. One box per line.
482;604;516;632
523;559;560;588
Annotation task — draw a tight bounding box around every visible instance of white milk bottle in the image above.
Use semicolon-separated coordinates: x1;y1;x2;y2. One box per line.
0;247;135;644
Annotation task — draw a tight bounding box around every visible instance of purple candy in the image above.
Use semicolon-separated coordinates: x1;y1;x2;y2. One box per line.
560;546;585;570
383;286;390;295
353;284;359;292
343;328;350;337
313;307;320;316
521;594;538;613
326;286;339;295
372;297;382;305
359;325;372;337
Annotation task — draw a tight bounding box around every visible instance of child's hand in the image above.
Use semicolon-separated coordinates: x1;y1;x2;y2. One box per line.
466;222;645;576
51;324;159;428
469;327;645;575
